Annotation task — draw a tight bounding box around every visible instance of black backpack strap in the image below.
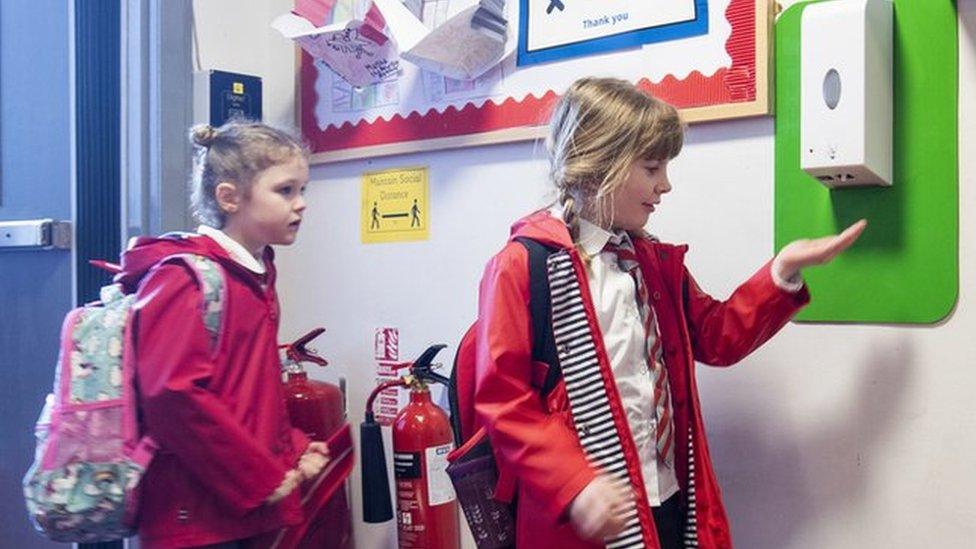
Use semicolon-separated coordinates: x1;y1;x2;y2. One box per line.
514;237;561;397
448;332;466;446
448;238;564;448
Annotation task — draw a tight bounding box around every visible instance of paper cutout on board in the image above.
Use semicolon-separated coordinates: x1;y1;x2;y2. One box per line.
373;0;430;51
293;0;334;27
276;0;516;86
273;1;403;87
402;0;513;81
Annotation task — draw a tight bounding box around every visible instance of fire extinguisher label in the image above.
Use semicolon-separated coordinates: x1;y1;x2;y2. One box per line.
425;444;457;506
394;452;421;479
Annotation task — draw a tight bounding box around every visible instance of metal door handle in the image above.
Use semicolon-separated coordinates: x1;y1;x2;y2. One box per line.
0;219;72;250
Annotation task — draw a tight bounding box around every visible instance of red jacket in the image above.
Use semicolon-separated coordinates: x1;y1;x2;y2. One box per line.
473;211;810;548
118;234;309;548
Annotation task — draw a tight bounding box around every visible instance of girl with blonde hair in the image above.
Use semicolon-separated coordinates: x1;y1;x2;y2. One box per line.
472;77;864;548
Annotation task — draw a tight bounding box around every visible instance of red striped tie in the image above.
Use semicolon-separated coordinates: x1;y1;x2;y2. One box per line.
604;239;675;468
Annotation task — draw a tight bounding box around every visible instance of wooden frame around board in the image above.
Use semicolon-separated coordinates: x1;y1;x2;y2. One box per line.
297;0;775;164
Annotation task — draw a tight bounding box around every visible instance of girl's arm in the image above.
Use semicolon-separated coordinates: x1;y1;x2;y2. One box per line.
684;220;865;366
134;263;292;515
683;261;810;367
474;244;596;523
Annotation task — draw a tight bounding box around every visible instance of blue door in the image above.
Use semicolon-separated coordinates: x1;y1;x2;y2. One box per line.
1;1;122;547
0;2;75;548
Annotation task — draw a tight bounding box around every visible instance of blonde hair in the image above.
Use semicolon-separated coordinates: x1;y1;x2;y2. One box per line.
546;77;684;252
189;120;309;228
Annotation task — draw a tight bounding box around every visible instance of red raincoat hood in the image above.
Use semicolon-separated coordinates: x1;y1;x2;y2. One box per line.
508;209;575;249
115;232;272;292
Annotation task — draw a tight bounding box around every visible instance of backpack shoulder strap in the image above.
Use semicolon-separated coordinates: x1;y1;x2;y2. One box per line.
448;323;477;446
512;237;561;397
159;254;226;349
447;238;563;446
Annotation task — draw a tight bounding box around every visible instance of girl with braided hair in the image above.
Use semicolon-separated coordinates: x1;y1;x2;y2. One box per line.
472;77;865;549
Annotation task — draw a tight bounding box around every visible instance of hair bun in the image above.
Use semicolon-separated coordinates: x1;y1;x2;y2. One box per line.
189;124;218;148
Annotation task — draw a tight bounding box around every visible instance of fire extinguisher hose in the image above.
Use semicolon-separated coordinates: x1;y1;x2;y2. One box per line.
364;379;407;423
360;378;407;523
359;344;448;524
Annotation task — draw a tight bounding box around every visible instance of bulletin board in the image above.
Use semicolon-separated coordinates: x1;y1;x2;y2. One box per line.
773;0;958;324
298;0;774;163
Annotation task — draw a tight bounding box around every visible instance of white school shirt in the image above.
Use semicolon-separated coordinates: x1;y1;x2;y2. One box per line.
571;214;802;507
576;217;681;507
197;225;266;274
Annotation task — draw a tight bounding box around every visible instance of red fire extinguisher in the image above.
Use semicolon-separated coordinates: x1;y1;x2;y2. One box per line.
361;344;460;549
281;328;345;442
252;327;354;549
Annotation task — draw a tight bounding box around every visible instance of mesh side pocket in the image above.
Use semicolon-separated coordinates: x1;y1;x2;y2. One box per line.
446;435;516;549
48;404;126;468
23;403;143;543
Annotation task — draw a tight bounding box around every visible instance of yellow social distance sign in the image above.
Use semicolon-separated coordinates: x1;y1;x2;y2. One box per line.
361;167;429;243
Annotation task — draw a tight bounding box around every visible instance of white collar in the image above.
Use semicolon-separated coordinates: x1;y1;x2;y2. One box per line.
550;204;629;256
578;218;617;256
197;225;266;274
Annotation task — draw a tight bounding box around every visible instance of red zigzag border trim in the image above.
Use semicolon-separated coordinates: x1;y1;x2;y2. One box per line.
302;0;757;153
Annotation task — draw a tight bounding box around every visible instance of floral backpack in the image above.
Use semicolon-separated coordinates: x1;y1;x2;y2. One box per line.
22;253;225;543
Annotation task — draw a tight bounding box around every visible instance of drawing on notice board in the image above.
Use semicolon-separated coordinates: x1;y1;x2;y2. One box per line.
403;0;511;81
281;0;771;162
275;0;509;86
273;0;411;87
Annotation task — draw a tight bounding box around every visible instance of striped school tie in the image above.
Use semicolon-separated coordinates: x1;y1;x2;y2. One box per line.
604;237;676;468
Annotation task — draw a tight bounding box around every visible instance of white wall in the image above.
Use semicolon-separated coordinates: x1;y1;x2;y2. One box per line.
191;0;298;129
196;2;976;547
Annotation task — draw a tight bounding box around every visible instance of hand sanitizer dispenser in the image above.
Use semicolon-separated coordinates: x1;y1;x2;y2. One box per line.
801;0;893;188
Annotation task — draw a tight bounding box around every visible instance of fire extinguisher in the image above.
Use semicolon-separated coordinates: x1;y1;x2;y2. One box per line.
361;344;460;549
277;328;354;549
281;328;345;440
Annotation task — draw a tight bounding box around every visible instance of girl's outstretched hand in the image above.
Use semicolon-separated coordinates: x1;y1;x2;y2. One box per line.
772;219;868;283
